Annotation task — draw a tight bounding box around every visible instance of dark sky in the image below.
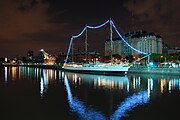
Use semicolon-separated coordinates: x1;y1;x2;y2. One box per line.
0;0;180;57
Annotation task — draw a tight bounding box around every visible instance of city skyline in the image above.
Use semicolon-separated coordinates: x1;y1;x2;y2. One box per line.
0;0;179;57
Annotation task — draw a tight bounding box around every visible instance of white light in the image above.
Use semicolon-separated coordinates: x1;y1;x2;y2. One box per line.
64;19;148;64
5;58;8;62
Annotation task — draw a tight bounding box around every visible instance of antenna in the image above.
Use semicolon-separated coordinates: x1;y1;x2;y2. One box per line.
71;37;74;62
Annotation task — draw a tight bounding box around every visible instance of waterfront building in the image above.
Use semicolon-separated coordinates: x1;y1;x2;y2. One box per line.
70;51;101;63
105;30;162;56
105;38;123;56
167;47;180;55
40;49;56;65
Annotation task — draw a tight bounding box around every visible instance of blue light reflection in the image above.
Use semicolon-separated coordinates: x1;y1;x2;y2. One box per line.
64;75;150;120
110;91;149;120
64;75;107;120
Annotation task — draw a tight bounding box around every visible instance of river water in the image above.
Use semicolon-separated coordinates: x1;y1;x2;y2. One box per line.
0;66;180;120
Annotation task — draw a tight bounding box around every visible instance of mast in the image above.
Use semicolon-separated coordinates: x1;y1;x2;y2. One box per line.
71;37;74;62
110;19;113;62
85;25;88;61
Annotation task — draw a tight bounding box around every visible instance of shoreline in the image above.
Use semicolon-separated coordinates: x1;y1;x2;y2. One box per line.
128;66;180;76
1;64;63;70
1;64;180;76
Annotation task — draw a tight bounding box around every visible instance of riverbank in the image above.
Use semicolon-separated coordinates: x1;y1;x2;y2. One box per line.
1;64;63;70
128;66;180;76
2;64;180;76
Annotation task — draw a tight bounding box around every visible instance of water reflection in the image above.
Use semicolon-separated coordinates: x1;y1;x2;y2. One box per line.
39;69;63;97
4;67;7;82
66;72;129;91
2;66;180;119
168;79;180;92
2;66;62;97
110;91;149;120
64;75;107;120
64;72;180;119
40;69;49;97
3;67;180;96
64;74;150;120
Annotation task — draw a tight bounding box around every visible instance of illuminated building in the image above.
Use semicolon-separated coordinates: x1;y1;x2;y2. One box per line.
105;30;162;56
40;49;56;65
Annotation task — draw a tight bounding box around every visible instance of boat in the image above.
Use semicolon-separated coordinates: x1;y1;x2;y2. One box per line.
62;19;131;75
62;62;130;75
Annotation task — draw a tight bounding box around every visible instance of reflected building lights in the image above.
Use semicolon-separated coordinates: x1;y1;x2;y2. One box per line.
18;67;21;80
97;78;100;87
138;77;141;89
127;81;129;92
35;68;39;79
118;81;123;90
64;72;180;119
139;77;141;85
35;68;37;78
62;71;65;78
4;66;180;101
27;67;30;78
148;78;153;98
47;70;49;80
133;77;136;89
67;73;129;90
168;79;180;92
100;79;106;88
3;66;180;119
40;69;49;97
78;77;81;85
4;67;7;82
160;79;166;93
37;68;39;79
3;66;64;98
169;80;173;92
64;75;150;120
59;71;62;80
67;72;180;95
132;76;141;90
55;70;57;80
50;70;53;79
94;80;97;89
74;74;77;84
150;78;153;91
11;67;16;80
67;73;82;86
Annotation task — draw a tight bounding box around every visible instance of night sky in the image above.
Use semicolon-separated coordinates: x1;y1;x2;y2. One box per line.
0;0;180;57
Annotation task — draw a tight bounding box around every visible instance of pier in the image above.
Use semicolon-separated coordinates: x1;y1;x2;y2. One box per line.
128;66;180;76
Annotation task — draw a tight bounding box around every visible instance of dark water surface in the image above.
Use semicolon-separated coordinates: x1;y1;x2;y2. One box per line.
0;66;180;120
